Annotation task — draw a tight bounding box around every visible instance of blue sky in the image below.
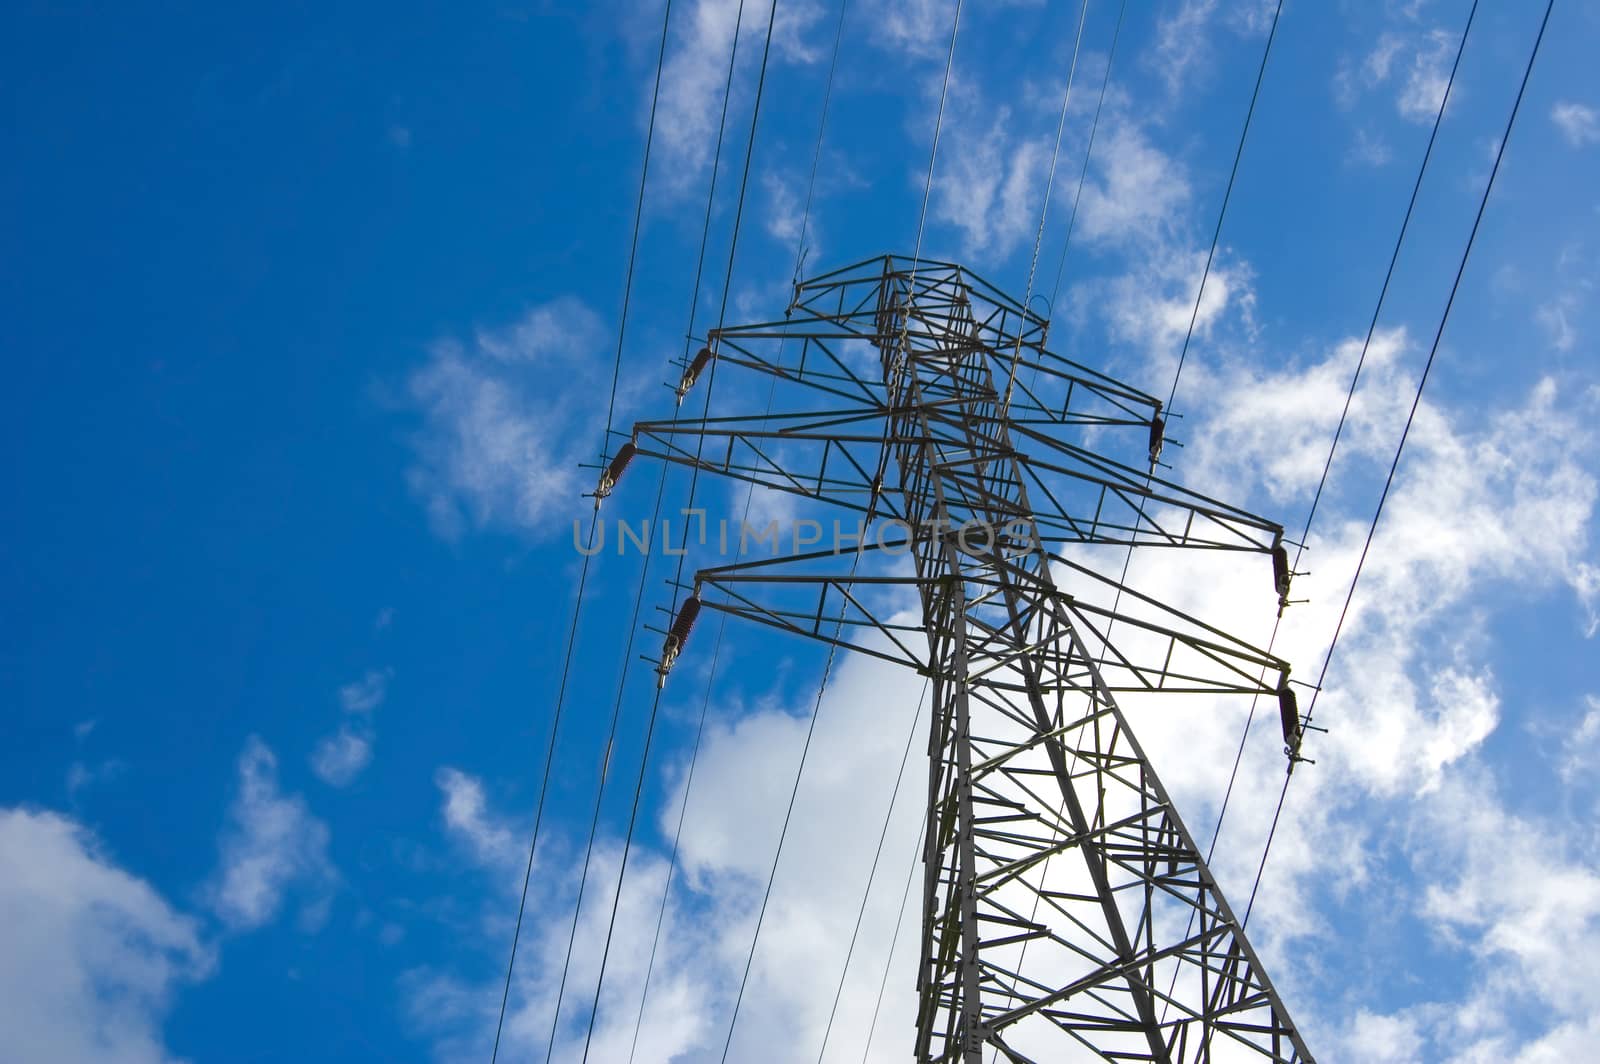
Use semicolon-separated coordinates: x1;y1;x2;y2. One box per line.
4;0;1598;1061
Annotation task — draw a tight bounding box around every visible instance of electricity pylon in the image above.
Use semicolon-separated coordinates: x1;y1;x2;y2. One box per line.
602;255;1314;1062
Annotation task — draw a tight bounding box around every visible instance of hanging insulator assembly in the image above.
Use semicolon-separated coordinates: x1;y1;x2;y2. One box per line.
595;441;636;499
1148;412;1166;466
1277;677;1303;759
1271;542;1292;600
676;346;714;404
656;594;702;687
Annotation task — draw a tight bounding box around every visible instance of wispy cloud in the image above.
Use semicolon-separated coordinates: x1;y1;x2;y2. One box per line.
1063;111;1256;387
206;737;337;932
434;767;525;870
652;0;825;197
1536;293;1579;352
1573;563;1600;638
404;298;607;539
930;105;1051;259
310;728;373;788
1148;0;1220;97
65;758;124;799
1394;28;1454;124
1348;127;1392;167
1337;26;1457;125
312;669;390;788
1074;120;1191;251
338;668;391;713
861;0;956;60
1552;101;1600;147
762;170;806;249
1144;0;1276;100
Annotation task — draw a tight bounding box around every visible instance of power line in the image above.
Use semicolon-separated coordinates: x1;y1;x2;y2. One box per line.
1244;0;1555;929
1011;0;1284;1021
1204;0;1480;892
1046;0;1125;317
625;1;852;1054
573;0;786;1058
621;418;770;1064
1163;0;1283;410
814;678;929;1063
859;809;927;1063
536;0;750;1054
1153;0;1483;1023
489;1;675;1058
791;0;849;285
718;6;964;1056
1106;0;1284;631
1002;0;1091;411
716;553;866;1061
907;0;964;274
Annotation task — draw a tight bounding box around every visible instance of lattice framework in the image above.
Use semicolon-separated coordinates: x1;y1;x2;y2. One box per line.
613;255;1314;1063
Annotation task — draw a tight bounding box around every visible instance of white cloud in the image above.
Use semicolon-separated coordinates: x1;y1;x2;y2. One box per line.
1336;33;1405;108
1147;0;1220;97
403;653;930;1063
1363;32;1404;79
1153;335;1600;1053
930;106;1050;259
1395;29;1454;124
312;668;389;786
862;0;956;60
1561;696;1600;782
310;727;373;788
1574;562;1600;637
338;668;390;713
653;0;825;197
1552;101;1600;147
1535;294;1578;352
407;771;720;1062
1075;121;1191;250
1099;245;1252;374
1188;326;1412;503
1337;27;1458;125
762;170;805;249
66;758;124;799
435;767;524;870
1143;0;1275;99
206;737;336;932
1349;127;1393;167
0;808;212;1064
405;299;607;539
654;0;746;196
1339;1009;1426;1063
1058;111;1260;387
1225;0;1279;37
1409;771;1600;1051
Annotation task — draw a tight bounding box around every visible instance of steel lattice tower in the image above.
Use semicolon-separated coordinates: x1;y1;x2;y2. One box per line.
604;255;1314;1062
